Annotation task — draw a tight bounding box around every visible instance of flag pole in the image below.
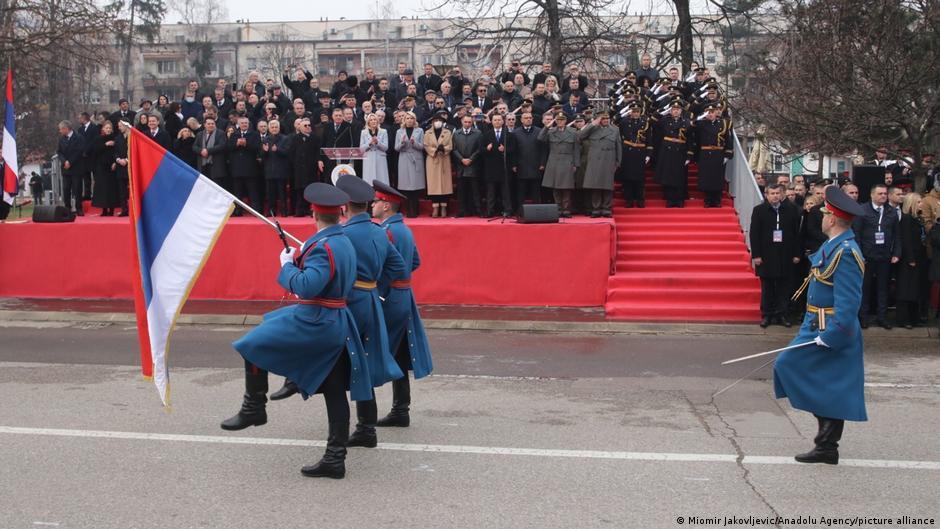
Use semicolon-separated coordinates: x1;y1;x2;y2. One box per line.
124;124;304;246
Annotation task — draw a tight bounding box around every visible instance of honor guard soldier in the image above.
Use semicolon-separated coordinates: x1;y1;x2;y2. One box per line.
371;181;434;427
693;103;734;208
653;100;694;208
335;174;408;448
617;103;653;208
774;186;867;465
225;182;372;479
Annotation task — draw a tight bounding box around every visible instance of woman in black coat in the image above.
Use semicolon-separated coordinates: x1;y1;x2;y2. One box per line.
134;112;150;133
172;128;198;169
90;121;119;216
896;193;929;328
163;102;184;141
113;122;130;216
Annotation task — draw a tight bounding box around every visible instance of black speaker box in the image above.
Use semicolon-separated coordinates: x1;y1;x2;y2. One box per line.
32;205;75;223
518;204;559;224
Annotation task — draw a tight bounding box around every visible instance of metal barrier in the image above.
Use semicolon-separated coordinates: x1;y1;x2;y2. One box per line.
725;131;763;249
49;154;63;205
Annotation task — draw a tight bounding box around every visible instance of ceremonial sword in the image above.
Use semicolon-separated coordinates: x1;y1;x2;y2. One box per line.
712;340;816;398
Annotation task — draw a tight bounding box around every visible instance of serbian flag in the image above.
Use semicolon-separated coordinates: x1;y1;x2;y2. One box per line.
128;127;235;405
2;69;17;206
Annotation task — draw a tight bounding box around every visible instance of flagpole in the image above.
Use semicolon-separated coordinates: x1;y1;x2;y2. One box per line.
124;124;304;246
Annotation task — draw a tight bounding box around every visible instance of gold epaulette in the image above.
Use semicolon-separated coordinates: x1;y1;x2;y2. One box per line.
851;248;865;274
791;248;843;301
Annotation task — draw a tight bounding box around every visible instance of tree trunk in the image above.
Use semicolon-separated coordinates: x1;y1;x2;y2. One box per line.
121;0;136;102
672;0;694;72
545;0;564;73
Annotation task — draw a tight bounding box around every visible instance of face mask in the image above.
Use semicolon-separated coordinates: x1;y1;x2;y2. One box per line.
433;121;443;130
185;97;195;103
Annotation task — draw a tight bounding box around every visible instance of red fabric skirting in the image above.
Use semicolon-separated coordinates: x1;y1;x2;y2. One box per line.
0;216;613;307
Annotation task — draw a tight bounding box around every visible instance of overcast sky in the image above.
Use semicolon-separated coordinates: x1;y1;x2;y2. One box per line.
166;0;714;24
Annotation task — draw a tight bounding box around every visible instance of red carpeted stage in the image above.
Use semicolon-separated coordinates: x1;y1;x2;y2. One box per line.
0;215;615;307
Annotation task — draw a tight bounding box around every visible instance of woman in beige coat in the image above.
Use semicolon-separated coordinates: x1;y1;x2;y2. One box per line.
424;112;454;217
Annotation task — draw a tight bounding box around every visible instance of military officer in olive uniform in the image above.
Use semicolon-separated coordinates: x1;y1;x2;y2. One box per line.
578;111;622;217
693;103;734;208
539;112;581;217
227;183;371;480
775;186;867;465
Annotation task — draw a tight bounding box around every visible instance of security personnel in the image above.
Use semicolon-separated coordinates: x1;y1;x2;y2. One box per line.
774;186;867;465
225;183;372;480
335;174;407;448
694;103;734;208
653;100;694;208
371;181;434;427
617;103;653;208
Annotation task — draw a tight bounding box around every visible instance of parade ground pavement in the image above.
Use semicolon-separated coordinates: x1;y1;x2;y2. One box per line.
0;314;938;529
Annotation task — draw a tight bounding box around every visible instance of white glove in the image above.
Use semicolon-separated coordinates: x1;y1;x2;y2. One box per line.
279;247;297;267
814;336;828;348
684;160;690;166
644;156;650;164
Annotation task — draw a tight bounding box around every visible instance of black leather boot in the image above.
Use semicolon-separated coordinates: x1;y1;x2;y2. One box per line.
269;379;299;401
795;416;843;464
301;422;349;479
220;369;268;431
376;376;411;427
347;398;378;448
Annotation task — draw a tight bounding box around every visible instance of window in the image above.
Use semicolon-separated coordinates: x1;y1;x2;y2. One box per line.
705;52;717;65
175;35;185;44
345;32;354;40
436;30;444;38
109;62;119;74
109;90;120;104
219;34;229;43
156;60;178;74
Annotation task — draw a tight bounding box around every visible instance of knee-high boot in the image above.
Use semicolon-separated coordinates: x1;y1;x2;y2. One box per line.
220;365;268;431
347;395;378;448
795;415;843;464
376;375;411;427
301;422;349;479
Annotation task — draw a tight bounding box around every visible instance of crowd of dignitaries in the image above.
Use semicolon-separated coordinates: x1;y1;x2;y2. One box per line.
56;54;736;220
750;172;940;332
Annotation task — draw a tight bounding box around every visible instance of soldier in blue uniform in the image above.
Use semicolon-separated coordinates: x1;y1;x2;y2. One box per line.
334;174;407;448
223;183;372;479
774;186;868;465
371;181;434;427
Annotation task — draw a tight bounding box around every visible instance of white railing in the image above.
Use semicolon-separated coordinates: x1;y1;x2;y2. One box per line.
725;131;763;249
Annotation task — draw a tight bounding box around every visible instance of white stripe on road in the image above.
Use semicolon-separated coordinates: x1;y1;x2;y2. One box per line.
1;426;938;470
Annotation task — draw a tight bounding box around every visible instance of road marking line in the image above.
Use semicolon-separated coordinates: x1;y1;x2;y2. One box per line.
865;382;940;389
1;426;938;470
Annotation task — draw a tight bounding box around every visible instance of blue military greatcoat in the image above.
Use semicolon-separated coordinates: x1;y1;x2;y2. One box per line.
343;212;407;387
773;229;867;421
380;213;433;379
233;224;373;401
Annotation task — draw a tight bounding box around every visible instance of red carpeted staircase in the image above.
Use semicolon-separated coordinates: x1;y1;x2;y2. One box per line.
605;166;762;322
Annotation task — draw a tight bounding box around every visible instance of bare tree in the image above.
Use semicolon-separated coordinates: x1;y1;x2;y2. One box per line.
739;0;939;189
167;0;228;25
1;0;114;156
105;0;166;102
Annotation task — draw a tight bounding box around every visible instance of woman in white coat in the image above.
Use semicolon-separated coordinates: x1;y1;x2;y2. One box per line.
394;111;426;217
359;113;389;185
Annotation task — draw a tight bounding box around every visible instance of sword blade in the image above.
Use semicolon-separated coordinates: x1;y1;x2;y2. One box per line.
720;340;816;365
712;356;777;399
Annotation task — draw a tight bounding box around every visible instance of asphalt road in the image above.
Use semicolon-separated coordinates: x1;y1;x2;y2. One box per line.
0;320;938;529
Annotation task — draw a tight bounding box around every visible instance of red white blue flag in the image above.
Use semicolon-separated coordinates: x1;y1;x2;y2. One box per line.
2;69;17;205
128;127;235;405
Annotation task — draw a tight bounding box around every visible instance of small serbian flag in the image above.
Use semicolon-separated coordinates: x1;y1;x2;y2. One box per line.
128;127;235;405
2;69;17;206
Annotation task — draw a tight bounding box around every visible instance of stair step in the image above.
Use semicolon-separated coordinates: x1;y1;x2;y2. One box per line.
616;260;753;273
616;250;751;262
607;272;759;289
617;240;748;251
604;303;761;322
618;231;745;242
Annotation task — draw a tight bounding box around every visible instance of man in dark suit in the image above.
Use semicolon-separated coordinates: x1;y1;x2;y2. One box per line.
320;108;355;180
749;183;802;327
145;115;171;149
480;113;518;217
288;118;323;215
531;62;558;89
193;117;228;189
452;114;483;216
75;112;99;200
56;120;86;216
472;84;494;113
852;183;902;328
561;64;589;93
417;63;443;96
109;99;136;131
512;112;543;214
226;116;262;213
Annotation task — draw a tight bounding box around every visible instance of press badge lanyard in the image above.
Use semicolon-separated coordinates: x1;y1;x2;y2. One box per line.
773;207;783;243
875;205;885;245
